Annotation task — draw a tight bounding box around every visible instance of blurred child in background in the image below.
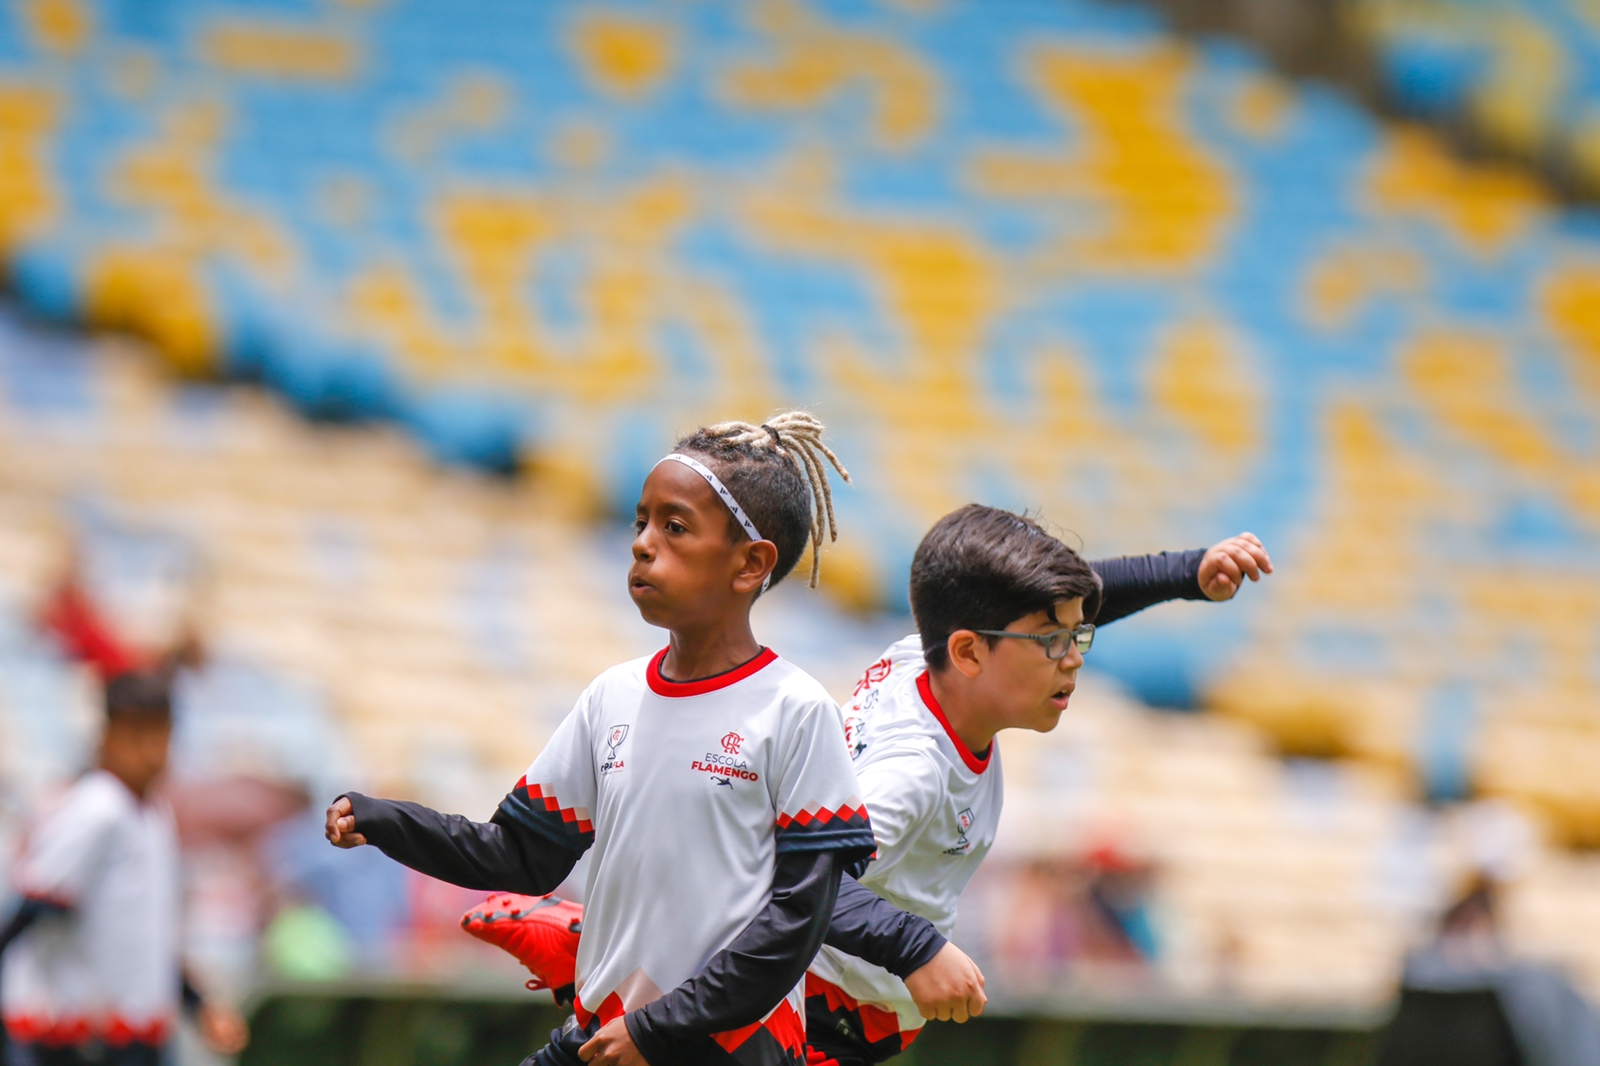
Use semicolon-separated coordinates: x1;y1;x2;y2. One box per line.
0;671;248;1066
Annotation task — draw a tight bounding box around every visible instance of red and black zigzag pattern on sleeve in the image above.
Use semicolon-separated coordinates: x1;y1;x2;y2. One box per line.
496;777;596;852
775;799;875;871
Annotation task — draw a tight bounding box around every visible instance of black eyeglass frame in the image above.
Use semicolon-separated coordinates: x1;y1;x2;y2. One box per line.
972;623;1096;660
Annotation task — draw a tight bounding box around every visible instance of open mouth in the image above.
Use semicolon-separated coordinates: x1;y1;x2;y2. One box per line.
1050;687;1073;708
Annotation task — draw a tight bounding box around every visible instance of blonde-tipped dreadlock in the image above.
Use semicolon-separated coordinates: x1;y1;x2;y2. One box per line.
685;411;850;588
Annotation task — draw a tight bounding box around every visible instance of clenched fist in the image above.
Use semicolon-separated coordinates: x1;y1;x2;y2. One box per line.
324;796;367;849
1198;533;1273;601
904;941;987;1023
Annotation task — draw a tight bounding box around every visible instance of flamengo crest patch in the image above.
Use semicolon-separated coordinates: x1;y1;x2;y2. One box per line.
693;730;758;787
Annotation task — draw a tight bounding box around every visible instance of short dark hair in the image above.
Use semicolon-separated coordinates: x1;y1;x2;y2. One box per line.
104;670;172;724
910;504;1101;671
676;430;814;591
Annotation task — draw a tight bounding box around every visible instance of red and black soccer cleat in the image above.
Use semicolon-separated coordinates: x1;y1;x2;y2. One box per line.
460;893;583;1005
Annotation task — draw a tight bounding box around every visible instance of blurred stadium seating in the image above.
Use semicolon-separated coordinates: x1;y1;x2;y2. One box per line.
1354;0;1600;191
0;0;1597;1041
0;303;1597;1030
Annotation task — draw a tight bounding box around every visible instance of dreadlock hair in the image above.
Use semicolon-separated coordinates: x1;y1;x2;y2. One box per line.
673;411;850;590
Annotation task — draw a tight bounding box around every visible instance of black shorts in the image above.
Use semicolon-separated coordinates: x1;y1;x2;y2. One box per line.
520;1013;806;1066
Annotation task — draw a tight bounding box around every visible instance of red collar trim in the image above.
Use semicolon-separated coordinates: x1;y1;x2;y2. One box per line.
647;646;778;697
916;671;992;774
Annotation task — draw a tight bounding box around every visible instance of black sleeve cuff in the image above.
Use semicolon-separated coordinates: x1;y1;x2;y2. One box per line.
343;792;388;841
893;929;949;979
624;1011;668;1066
0;897;66;958
180;973;204;1017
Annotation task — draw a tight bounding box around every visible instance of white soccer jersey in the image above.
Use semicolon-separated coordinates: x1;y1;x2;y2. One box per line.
809;635;1003;1040
2;770;180;1046
501;648;873;1060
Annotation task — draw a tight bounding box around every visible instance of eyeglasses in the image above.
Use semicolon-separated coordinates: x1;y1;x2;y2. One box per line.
973;624;1095;660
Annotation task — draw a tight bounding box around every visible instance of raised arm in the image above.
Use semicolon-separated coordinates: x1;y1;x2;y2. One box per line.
1090;550;1205;626
330;793;582;897
1092;534;1272;627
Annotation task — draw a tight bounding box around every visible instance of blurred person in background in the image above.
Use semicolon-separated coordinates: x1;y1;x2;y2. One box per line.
36;552;208;683
1382;873;1600;1066
0;671;248;1066
35;557;140;682
973;847;1159;988
1078;844;1158;968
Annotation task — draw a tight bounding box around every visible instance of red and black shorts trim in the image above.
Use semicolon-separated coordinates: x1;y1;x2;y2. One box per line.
703;998;808;1066
534;1002;806;1066
803;975;920;1066
498;778;595;852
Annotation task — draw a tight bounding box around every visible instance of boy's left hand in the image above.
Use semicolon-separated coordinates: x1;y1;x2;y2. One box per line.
1198;533;1273;601
578;1017;647;1065
198;1003;250;1056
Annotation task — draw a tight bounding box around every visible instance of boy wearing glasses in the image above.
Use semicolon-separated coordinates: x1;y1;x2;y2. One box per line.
804;505;1272;1066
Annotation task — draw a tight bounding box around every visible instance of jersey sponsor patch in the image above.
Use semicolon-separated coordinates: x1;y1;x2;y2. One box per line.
943;807;975;855
601;724;630;776
843;715;867;761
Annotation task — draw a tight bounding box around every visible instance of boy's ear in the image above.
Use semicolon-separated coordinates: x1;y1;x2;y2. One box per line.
732;539;779;595
945;630;986;679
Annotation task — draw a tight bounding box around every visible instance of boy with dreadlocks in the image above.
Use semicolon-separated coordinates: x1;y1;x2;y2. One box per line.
326;413;877;1066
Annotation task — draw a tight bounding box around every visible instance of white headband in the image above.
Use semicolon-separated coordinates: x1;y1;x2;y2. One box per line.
654;453;772;590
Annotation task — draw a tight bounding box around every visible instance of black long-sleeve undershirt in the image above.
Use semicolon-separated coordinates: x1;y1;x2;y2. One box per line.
627;849;842;1060
823;873;946;979
0;897;65;958
1091;549;1207;626
343;793;581;896
341;793;860;1056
